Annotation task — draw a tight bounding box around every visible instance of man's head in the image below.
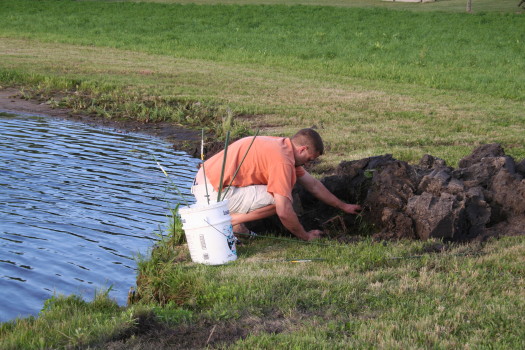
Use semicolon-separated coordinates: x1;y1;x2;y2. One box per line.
291;128;324;166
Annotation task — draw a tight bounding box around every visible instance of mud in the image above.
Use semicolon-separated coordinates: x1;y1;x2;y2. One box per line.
104;313;288;350
249;144;525;242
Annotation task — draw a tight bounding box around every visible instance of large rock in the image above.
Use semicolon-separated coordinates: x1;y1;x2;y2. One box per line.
490;167;525;216
406;192;464;240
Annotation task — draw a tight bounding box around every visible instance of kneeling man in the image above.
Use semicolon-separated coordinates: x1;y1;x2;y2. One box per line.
192;128;361;241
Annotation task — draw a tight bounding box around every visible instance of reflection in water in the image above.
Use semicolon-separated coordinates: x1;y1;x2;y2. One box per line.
0;112;199;322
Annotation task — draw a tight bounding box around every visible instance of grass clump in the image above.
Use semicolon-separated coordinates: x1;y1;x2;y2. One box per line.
0;290;155;350
2;68;250;140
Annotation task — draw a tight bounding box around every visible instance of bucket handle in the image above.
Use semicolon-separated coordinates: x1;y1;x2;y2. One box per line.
204;218;233;238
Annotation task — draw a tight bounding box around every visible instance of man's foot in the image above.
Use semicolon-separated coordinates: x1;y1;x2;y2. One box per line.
232;223;257;245
233;223;250;235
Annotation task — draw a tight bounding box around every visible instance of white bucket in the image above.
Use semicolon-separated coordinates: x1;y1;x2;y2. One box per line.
178;200;237;265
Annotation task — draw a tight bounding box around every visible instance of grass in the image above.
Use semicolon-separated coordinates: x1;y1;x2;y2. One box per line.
129;233;525;349
1;0;524;166
1;1;524;101
1;0;525;348
132;0;523;13
0;290;155;349
4;228;523;348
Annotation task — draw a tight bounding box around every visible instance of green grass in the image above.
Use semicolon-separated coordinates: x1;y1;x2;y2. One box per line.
4;231;523;348
0;290;155;349
1;1;525;347
115;233;525;349
128;0;524;13
1;0;524;165
2;1;524;101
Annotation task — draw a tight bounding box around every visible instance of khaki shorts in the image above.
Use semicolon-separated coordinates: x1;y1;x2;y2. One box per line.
191;181;275;214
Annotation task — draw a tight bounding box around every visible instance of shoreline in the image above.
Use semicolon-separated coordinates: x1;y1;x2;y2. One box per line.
0;88;203;158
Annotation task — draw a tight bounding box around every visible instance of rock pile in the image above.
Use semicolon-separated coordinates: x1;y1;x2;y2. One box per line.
255;144;525;242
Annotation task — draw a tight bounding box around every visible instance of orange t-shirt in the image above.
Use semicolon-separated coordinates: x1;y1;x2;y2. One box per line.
204;136;305;202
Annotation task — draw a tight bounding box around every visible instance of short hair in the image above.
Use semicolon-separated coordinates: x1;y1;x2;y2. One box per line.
291;128;324;155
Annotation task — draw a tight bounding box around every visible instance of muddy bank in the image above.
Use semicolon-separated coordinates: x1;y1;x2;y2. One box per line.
0;88;204;157
249;144;525;242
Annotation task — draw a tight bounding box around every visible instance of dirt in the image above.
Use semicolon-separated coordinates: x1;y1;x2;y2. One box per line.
281;144;525;243
104;313;289;350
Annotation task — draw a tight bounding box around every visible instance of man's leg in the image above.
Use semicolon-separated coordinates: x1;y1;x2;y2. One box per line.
225;185;275;233
231;204;276;234
193;181;275;233
230;204;276;225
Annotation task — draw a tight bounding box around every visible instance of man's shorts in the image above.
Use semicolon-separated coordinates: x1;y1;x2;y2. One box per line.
191;180;275;214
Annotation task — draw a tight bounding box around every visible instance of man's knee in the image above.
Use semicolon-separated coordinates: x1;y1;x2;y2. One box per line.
224;185;274;214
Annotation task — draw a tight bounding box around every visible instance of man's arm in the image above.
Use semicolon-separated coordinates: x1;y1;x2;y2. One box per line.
274;193;322;241
297;172;362;214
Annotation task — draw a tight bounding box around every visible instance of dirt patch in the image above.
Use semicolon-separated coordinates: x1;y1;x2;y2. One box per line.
0;88;204;157
104;313;289;350
250;144;525;242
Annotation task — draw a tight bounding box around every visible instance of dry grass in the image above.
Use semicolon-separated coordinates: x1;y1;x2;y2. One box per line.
2;37;523;167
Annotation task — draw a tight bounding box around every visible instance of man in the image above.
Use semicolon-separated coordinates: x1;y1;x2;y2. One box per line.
191;128;361;241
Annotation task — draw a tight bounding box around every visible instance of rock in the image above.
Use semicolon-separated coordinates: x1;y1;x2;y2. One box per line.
453;156;515;188
418;154;447;170
363;160;420;239
490;168;525;216
517;159;525;177
418;167;455;195
376;207;415;240
463;194;491;240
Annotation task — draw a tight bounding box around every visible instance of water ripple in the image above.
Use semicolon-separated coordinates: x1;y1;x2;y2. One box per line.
0;112;199;322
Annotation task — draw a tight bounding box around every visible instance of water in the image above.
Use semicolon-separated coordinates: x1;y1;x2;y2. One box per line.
0;111;200;322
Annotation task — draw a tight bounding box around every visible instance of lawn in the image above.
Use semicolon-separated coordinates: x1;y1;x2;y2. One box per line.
0;0;524;348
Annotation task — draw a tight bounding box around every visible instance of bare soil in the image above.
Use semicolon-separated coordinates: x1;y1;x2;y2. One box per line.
104;311;290;350
285;144;525;243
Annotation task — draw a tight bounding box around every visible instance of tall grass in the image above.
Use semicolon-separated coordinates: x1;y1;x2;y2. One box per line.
1;0;524;100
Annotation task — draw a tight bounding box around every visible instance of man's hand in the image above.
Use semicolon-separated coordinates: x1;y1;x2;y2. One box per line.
340;203;362;215
298;174;363;216
302;229;323;241
275;193;320;241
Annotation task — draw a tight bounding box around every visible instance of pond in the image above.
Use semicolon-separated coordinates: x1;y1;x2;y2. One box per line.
0;111;199;322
